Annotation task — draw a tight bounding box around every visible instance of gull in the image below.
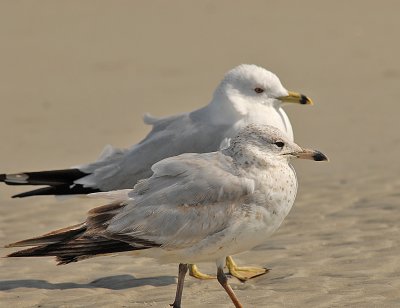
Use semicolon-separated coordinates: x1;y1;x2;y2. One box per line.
1;64;313;281
6;124;328;308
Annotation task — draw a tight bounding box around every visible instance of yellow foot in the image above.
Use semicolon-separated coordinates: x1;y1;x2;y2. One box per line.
188;264;216;280
226;256;270;282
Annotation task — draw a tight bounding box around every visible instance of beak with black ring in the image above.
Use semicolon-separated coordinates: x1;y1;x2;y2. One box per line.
278;91;313;105
294;149;328;161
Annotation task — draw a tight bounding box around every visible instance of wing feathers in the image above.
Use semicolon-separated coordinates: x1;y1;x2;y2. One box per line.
2;169;88;185
0;168;100;198
6;223;85;248
6;202;160;264
12;185;100;198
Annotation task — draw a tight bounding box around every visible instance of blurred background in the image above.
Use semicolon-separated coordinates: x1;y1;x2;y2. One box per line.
1;1;399;307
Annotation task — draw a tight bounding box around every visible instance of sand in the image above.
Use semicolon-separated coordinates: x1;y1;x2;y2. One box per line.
1;1;400;307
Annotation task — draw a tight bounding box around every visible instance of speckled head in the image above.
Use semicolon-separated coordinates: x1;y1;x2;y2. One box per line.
228;124;328;162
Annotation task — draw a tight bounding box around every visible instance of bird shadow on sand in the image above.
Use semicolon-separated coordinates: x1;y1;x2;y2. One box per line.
0;274;176;291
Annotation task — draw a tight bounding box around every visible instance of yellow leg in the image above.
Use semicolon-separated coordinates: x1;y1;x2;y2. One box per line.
226;256;269;282
188;264;215;280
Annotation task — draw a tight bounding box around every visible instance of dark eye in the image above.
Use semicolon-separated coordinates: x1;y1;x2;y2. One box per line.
254;87;264;94
275;141;285;148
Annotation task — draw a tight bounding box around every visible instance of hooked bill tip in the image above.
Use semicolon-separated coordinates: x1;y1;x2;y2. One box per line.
313;151;329;161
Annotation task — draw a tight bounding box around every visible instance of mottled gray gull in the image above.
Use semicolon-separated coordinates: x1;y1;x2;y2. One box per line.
6;124;328;308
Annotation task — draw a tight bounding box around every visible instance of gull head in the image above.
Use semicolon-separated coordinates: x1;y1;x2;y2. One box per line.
213;64;313;115
226;124;328;163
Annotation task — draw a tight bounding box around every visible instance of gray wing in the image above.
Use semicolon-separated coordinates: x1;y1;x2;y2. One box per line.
77;109;232;191
105;152;255;249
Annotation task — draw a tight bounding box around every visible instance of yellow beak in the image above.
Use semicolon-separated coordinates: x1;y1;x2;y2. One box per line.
278;91;313;105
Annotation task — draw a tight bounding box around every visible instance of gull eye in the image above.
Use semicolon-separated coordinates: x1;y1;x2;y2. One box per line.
274;141;285;148
254;87;264;94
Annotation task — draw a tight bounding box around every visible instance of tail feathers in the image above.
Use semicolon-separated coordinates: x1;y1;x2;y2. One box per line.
6;207;160;264
7;236;138;265
0;168;100;198
6;223;85;248
6;222;89;264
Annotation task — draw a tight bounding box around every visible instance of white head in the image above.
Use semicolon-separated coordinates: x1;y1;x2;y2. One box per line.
213;64;312;115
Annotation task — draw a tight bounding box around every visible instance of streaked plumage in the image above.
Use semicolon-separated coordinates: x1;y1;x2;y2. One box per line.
6;124;328;307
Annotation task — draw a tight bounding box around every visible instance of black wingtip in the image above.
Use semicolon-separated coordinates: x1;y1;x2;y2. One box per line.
12;185;101;198
2;169;90;186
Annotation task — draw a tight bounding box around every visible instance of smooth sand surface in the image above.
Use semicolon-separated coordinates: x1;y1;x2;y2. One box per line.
1;1;400;307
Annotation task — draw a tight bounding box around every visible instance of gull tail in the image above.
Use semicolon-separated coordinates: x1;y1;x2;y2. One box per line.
5;202;160;264
0;169;100;198
6;224;136;265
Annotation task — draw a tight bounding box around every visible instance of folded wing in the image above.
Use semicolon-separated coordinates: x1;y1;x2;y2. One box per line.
106;152;255;249
6;152;254;262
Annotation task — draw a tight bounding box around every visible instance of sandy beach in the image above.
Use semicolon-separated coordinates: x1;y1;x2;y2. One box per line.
1;1;400;307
